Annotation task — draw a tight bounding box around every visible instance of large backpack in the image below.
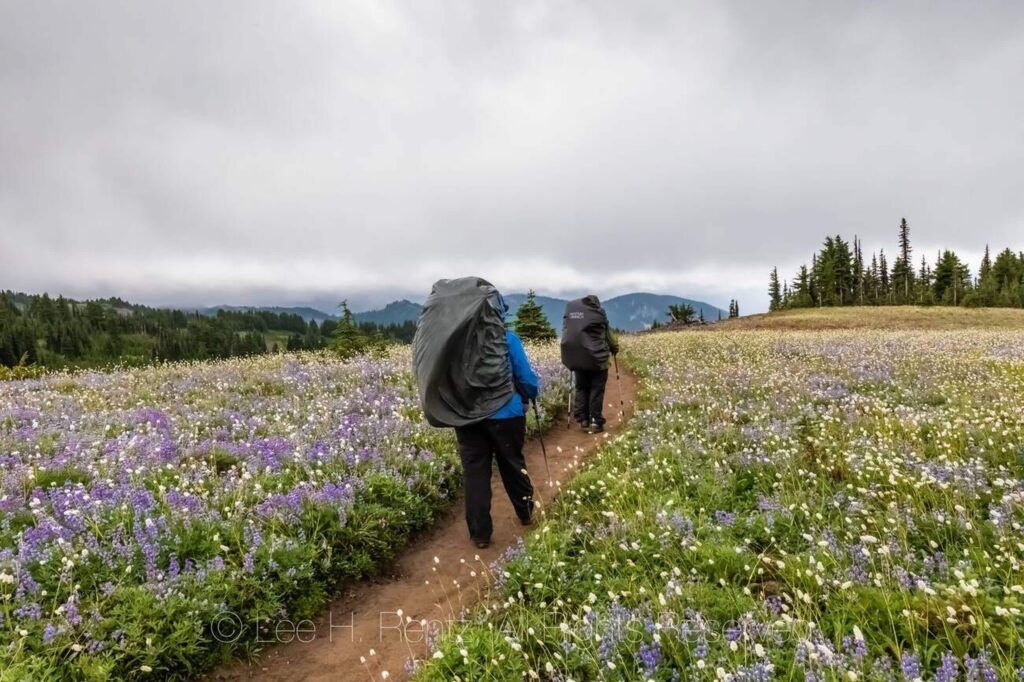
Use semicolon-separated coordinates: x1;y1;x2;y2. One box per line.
560;296;610;372
412;277;514;427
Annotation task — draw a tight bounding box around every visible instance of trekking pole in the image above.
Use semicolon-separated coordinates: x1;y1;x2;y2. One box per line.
566;371;574;429
610;352;618;405
532;399;552;485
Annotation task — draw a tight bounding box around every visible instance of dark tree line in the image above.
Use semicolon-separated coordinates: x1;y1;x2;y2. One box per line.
0;292;416;369
769;219;1024;311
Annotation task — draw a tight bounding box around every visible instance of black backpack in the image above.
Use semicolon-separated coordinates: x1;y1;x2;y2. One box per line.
560;296;610;372
412;277;514;427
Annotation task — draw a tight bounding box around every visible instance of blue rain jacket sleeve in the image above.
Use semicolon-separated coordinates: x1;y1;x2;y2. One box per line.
490;330;540;419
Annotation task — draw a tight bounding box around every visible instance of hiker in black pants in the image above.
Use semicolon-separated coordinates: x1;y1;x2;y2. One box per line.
412;278;541;549
454;328;539;548
560;295;619;433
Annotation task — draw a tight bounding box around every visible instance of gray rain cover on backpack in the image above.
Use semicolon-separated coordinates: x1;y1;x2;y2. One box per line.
412;277;514;428
560;296;610;372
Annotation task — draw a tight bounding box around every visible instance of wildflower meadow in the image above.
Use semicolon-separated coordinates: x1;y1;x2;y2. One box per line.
418;329;1024;681
0;346;567;680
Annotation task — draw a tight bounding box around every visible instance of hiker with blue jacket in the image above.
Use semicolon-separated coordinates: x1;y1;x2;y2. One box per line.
412;277;540;549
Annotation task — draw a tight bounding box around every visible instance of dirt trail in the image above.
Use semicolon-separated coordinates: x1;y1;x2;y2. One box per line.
212;367;638;682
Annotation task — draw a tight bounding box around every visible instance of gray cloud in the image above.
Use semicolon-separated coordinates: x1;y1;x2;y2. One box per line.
2;1;1022;312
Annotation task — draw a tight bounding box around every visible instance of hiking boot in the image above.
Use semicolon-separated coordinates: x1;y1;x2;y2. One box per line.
472;537;490;549
519;510;535;527
589;421;604;434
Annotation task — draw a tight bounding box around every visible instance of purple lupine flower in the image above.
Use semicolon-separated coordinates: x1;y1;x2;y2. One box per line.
669;513;694;537
965;651;998;682
935;653;960;682
901;652;923;681
715;510;736;526
842;635;867;664
638;640;661;677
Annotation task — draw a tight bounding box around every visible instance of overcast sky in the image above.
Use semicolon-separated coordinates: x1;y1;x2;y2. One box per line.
2;1;1022;313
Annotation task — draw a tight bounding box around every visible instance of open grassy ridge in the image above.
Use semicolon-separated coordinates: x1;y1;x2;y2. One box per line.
719;306;1024;331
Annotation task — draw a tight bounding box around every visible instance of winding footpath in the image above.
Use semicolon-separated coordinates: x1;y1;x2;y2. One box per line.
212;367;638;682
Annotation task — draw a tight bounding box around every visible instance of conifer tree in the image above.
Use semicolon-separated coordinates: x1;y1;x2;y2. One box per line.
668;303;696;325
512;291;556;342
879;249;890;303
971;245;998;306
891;218;915;302
917;255;933;305
853;236;865;304
792;265;813;308
867;253;880;305
768;268;782;311
331;300;379;359
933;251;971;306
980;245;993;281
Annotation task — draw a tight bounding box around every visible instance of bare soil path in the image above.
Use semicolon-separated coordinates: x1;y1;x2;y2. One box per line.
210;366;638;682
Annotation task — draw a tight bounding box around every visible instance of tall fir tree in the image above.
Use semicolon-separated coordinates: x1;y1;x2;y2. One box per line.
932;250;971;306
853;236;865;305
810;254;820;306
879;249;891;303
917;254;933;305
792;265;812;308
891;217;914;302
768;268;782;311
867;253;880;305
980;245;993;281
971;245;998;306
512;291;557;342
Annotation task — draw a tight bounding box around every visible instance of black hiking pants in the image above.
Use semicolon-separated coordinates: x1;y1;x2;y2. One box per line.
573;368;609;426
454;417;534;542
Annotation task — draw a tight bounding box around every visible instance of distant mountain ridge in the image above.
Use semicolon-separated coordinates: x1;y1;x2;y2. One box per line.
505;293;725;331
199;293;724;331
351;300;422;326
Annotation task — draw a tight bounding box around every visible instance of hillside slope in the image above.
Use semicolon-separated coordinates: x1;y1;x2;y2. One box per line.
718;306;1024;330
200;305;336;323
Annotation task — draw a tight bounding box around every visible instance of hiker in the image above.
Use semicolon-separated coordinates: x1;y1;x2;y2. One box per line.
412;277;540;549
560;295;619;433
